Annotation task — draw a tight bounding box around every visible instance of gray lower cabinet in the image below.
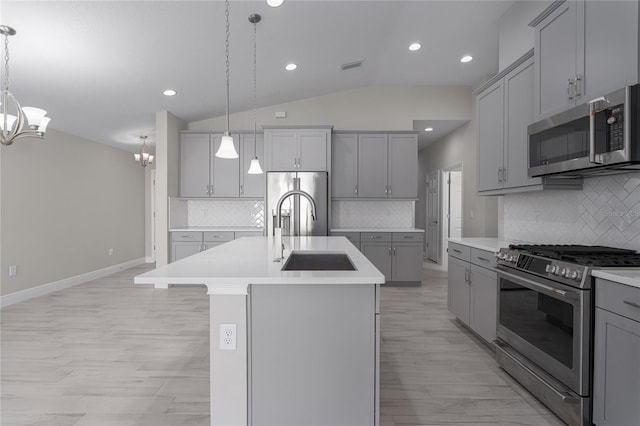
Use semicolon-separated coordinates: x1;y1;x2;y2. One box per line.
593;278;640;426
171;241;203;262
250;284;378;425
447;242;498;343
331;231;361;250
170;230;257;262
360;232;423;284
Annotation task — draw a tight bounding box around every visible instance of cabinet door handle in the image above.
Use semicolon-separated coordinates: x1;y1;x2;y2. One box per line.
497;169;502;183
206;185;210;195
354;185;358;195
240;185;243;195
393;247;397;256
464;269;469;282
452;248;462;254
623;300;640;309
403;236;413;239
388;247;392;256
371;235;382;239
477;256;490;263
388;186;391;195
567;78;575;101
503;167;507;182
575;75;582;97
181;235;194;238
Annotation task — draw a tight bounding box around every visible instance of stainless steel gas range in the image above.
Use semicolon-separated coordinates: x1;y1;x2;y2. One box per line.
494;245;640;426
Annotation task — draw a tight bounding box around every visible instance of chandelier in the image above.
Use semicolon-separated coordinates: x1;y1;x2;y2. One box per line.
215;0;239;159
247;13;263;175
134;135;154;167
0;25;51;146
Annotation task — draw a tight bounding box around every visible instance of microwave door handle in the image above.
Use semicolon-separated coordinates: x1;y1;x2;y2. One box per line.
589;96;606;164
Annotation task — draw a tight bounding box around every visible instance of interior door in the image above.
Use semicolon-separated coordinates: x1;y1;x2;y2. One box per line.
449;170;463;238
426;170;440;263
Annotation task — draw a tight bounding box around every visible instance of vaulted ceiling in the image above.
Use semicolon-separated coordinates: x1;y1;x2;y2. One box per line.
1;1;512;151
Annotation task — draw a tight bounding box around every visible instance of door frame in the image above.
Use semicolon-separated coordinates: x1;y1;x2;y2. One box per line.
425;170;441;264
441;163;463;269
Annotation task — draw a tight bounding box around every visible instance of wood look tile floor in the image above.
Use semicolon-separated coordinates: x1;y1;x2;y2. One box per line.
0;262;564;426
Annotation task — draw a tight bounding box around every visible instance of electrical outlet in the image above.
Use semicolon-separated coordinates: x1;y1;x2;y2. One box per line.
8;265;17;276
108;248;114;256
219;324;237;350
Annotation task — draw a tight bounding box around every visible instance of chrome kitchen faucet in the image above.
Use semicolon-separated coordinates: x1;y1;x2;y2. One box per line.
273;189;317;261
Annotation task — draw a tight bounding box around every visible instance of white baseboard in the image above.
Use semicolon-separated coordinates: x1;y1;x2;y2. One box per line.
145;256;155;263
0;257;146;308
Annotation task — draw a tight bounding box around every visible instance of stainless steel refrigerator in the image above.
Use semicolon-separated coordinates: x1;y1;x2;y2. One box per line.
266;172;328;237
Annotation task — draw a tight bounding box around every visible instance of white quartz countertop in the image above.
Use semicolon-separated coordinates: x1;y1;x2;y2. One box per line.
448;237;527;253
331;228;424;233
592;268;640;289
135;236;385;290
170;227;264;232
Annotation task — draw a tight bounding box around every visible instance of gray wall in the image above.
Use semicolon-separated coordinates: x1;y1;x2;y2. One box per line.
419;100;499;239
1;129;145;296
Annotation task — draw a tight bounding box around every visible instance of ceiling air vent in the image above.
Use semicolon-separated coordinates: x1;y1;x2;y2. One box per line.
340;60;363;71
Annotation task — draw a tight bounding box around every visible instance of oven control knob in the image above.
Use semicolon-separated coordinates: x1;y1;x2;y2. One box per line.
506;254;515;263
545;264;554;273
556;267;567;277
567;270;579;280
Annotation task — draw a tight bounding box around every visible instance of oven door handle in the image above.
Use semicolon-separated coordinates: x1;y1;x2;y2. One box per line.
498;268;578;301
589;96;607;164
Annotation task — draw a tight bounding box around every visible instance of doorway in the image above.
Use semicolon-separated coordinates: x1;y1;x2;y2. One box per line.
426;170;440;263
441;164;463;269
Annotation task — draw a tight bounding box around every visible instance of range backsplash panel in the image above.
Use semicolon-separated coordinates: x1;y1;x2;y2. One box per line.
503;173;640;251
332;200;414;228
188;200;265;228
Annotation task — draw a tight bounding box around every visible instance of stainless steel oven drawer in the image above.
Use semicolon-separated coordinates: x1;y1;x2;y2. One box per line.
596;278;640;322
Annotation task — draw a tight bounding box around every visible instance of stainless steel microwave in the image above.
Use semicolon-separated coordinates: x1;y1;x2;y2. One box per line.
528;84;640;177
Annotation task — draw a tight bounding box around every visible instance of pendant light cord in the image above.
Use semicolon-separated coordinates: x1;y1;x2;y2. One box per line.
225;0;231;134
3;33;9;92
253;18;257;155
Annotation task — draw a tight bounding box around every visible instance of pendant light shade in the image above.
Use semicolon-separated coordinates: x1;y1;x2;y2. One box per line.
216;132;238;159
215;0;239;159
248;157;263;174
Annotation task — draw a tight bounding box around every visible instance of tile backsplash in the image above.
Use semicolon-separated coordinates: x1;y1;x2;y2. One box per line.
503;173;640;250
332;200;414;228
187;200;265;228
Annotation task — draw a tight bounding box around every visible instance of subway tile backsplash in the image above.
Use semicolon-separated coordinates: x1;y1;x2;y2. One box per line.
503;173;640;250
188;200;265;228
332;200;414;228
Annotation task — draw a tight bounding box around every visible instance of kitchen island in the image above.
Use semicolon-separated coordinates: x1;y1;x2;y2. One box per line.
134;236;385;426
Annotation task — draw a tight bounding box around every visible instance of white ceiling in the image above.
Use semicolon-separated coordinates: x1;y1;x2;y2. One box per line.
413;120;470;151
1;0;513;152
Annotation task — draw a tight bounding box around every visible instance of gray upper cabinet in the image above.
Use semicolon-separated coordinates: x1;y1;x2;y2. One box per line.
533;0;639;120
180;133;212;198
534;1;580;120
477;80;505;192
331;134;358;198
180;132;262;199
358;134;388;198
265;128;330;172
240;134;265;198
583;0;639;102
388;134;418;198
211;134;240;198
476;54;542;193
353;133;418;199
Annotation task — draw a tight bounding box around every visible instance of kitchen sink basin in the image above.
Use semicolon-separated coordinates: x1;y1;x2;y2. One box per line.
281;252;356;271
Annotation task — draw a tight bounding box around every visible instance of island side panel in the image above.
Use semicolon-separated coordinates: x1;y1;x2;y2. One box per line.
210;294;248;426
249;283;376;426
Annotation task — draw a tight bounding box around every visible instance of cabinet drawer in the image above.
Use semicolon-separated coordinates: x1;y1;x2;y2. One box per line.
392;232;424;243
361;232;392;243
331;232;361;242
448;242;471;262
234;230;264;239
471;248;496;269
171;231;203;242
596;278;640;323
203;231;235;242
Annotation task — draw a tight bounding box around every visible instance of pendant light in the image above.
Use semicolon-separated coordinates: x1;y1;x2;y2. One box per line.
134;135;154;167
247;13;263;175
215;0;239;159
1;25;51;146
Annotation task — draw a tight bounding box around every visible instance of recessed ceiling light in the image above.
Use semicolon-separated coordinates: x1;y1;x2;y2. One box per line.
460;55;473;63
409;43;422;51
163;89;177;96
267;0;284;7
285;63;297;71
424;127;434;132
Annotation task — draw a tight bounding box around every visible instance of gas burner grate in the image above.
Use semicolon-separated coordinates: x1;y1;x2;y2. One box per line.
508;244;640;267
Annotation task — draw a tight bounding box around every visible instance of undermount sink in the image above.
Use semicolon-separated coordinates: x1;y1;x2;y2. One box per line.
281;251;356;271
